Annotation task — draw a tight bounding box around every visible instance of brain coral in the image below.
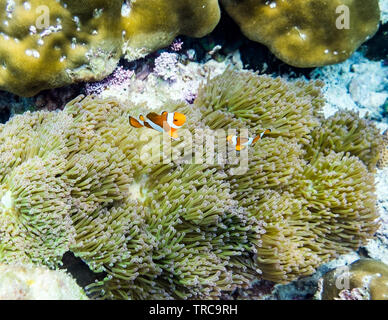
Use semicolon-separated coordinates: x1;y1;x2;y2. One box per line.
0;0;220;96
0;69;382;299
221;0;381;67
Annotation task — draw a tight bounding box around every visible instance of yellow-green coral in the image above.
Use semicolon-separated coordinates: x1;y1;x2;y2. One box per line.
0;69;382;299
0;0;382;96
0;0;124;97
316;259;388;300
221;0;381;67
121;0;220;61
0;0;220;96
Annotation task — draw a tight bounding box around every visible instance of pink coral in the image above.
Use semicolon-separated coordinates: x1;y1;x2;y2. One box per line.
170;38;184;52
85;66;135;95
153;52;179;82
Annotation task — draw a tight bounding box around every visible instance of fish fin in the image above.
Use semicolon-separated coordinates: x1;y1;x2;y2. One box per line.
146;112;167;129
129;116;143;128
146;112;161;122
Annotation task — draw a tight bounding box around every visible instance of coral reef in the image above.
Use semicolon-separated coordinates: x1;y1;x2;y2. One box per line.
0;0;220;97
0;263;88;300
364;166;388;265
314;259;388;300
221;0;381;67
0;0;383;96
307;51;388;274
379;0;388;24
0;0;124;97
85;66;135;96
87;51;243;109
260;250;360;300
153;52;179;82
222;280;276;300
310;52;388;123
120;0;221;61
0;69;382;299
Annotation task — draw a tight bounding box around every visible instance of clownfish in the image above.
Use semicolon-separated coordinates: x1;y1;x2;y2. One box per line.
129;111;186;140
227;129;271;151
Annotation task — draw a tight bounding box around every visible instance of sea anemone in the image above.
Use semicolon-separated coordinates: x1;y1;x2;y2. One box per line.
0;69;381;298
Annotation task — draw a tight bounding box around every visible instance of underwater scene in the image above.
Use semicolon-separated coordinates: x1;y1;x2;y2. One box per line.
0;0;387;302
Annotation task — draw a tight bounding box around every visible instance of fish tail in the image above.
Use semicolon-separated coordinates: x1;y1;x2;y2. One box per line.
252;129;271;145
129;116;144;128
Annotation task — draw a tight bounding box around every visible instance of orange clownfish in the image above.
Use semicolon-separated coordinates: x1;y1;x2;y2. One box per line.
129;111;186;140
227;129;271;151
